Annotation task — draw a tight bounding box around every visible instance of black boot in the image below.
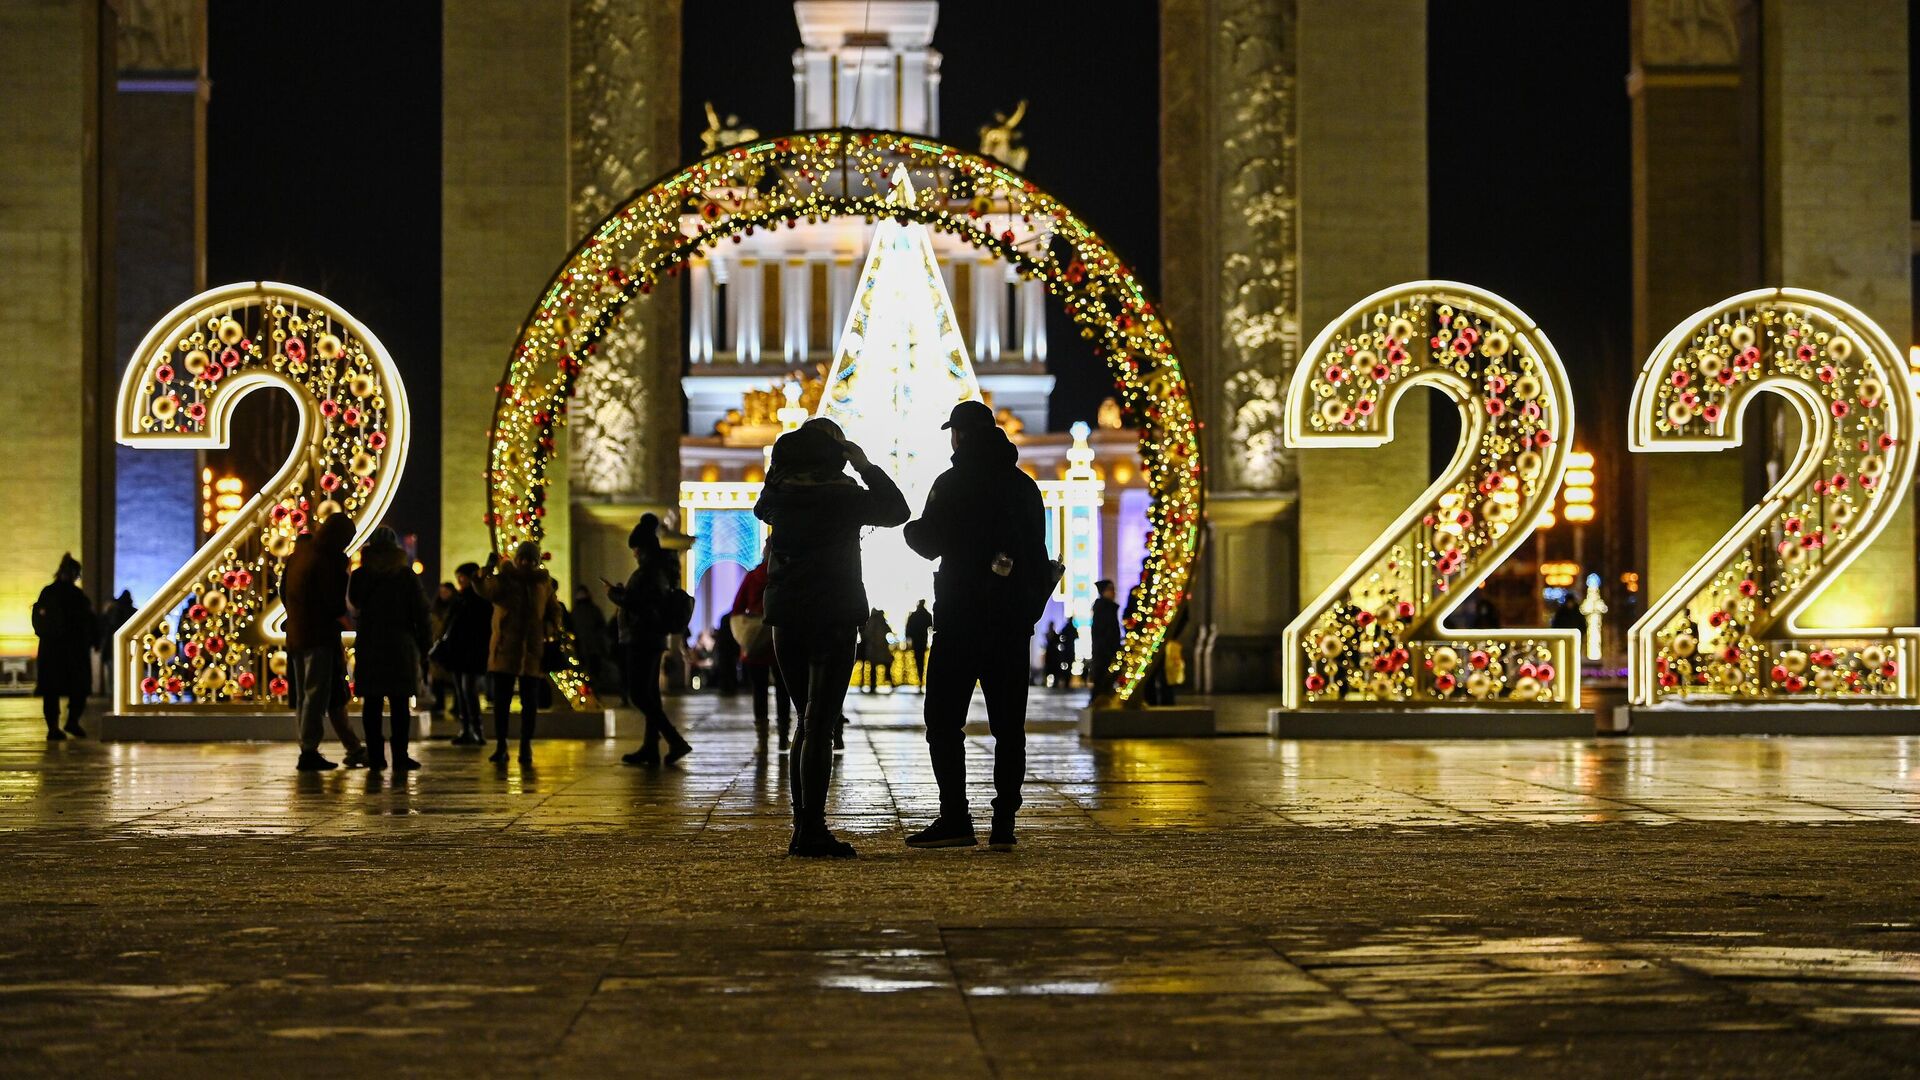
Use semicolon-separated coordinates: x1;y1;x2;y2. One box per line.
489;707;509;763
392;720;417;771
364;711;387;771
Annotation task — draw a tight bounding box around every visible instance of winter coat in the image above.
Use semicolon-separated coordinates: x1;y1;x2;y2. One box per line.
437;588;493;674
282;525;351;652
478;560;563;677
862;611;893;664
729;564;776;667
902;427;1050;633
754;461;909;629
33;579;96;697
348;549;430;698
611;546;681;653
1091;595;1122;657
905;606;932;649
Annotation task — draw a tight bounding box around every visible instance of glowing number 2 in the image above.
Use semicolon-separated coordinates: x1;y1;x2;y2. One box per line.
1627;288;1917;705
112;283;411;712
1282;282;1580;710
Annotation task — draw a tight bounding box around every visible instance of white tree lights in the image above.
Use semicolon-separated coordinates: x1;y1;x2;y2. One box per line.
112;283;411;713
1282;282;1580;711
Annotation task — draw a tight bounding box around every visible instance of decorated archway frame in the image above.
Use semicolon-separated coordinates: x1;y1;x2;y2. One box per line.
491;130;1202;705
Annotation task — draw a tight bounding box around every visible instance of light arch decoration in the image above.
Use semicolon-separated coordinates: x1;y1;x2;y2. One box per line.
1627;288;1918;706
490;130;1202;705
1281;282;1579;711
112;283;411;711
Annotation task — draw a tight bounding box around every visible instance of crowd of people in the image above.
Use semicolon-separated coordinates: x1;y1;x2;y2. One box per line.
29;401;1153;859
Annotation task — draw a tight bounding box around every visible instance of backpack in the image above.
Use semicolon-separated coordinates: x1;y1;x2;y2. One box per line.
659;586;695;637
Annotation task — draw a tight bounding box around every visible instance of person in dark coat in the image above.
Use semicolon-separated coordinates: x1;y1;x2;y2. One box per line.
570;584;615;695
98;590;135;705
349;527;430;771
860;607;895;694
33;553;96;739
1041;625;1062;688
730;559;792;750
754;423;908;858
609;514;692;767
439;563;493;745
904;599;932;689
901;400;1051;852
283;514;360;770
1088;579;1121;703
1059;620;1079;688
477;542;563;765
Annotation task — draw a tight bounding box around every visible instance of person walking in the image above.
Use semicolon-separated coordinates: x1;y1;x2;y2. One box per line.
283;514;358;771
904;599;932;690
729;558;792;750
32;554;96;740
478;542;562;765
754;423;908;858
610;514;693;767
902;400;1051;852
1088;579;1121;703
860;607;895;694
434;563;493;745
98;590;135;702
1059;619;1079;688
1041;624;1062;689
349;527;430;771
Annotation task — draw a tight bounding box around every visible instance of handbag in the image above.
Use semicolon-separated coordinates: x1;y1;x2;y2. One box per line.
729;612;771;660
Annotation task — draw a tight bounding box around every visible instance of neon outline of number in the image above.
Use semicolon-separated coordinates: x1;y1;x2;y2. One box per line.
1281;281;1580;711
112;282;411;712
1626;287;1916;705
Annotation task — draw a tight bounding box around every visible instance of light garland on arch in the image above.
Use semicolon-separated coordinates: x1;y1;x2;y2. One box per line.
491;130;1202;705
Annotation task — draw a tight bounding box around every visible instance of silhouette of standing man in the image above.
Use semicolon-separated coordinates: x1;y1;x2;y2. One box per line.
902;400;1051;852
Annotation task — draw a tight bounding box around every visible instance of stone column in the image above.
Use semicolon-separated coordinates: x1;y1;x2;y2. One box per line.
1630;0;1758;606
1763;0;1912;626
0;0;106;658
441;0;572;586
563;0;683;598
111;0;205;606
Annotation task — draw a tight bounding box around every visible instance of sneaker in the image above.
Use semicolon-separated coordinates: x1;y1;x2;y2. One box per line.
621;747;660;767
905;816;977;849
343;746;368;769
988;816;1016;852
62;722;86;738
664;741;692;767
791;830;857;859
296;751;337;772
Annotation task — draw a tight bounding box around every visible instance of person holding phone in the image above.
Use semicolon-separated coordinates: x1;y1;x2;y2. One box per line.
754;422;908;858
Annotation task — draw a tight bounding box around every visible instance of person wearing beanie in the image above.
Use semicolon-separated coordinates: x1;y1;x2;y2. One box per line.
754;423;909;858
33;554;96;740
608;513;692;766
348;526;430;771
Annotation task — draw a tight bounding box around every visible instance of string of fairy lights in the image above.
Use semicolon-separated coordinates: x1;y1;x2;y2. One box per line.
491;130;1203;706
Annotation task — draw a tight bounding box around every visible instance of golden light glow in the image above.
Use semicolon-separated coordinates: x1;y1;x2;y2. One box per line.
1282;281;1580;711
493;131;1201;705
1627;288;1916;705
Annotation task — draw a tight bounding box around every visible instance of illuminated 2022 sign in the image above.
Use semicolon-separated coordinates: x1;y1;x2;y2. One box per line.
112;283;410;712
1628;289;1917;706
1282;282;1580;710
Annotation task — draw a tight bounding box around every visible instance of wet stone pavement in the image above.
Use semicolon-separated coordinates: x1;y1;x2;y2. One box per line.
0;692;1917;1077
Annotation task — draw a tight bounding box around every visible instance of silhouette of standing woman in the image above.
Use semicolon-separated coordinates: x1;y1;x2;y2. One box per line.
754;423;908;858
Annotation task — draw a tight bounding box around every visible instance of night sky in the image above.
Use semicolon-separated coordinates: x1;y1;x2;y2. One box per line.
202;0;1756;585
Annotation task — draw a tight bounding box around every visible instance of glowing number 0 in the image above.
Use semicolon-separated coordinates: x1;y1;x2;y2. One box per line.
112;283;411;712
1627;289;1917;705
1282;282;1579;710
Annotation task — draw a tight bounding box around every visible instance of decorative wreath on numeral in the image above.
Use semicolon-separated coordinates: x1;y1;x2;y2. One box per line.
1629;288;1917;704
114;283;411;710
1284;282;1577;710
491;130;1203;705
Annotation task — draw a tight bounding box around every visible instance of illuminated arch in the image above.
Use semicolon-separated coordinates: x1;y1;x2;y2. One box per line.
490;130;1202;705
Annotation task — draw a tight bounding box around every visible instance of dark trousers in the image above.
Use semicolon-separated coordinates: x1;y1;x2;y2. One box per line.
490;673;541;746
746;662;791;736
862;651;894;693
450;672;483;736
1088;649;1117;701
42;694;83;731
363;693;409;761
626;645;686;752
773;624;856;830
923;627;1031;820
911;643;927;684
